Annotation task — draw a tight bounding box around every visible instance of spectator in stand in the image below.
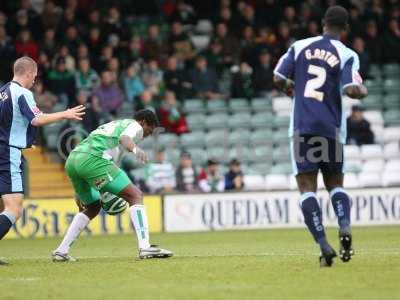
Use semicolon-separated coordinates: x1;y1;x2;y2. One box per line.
76;44;90;61
42;28;57;57
347;105;375;146
75;58;100;93
37;51;52;84
276;22;293;59
53;45;75;71
170;0;197;25
363;20;383;64
41;0;63;30
198;159;225;192
136;89;159;112
145;148;176;193
0;26;15;84
240;25;256;66
87;27;103;58
142;59;163;95
168;21;196;62
107;57;121;82
175;151;198;192
231;62;254;99
189;55;220;99
64;25;81;56
237;3;257;31
47;57;76;105
384;18;400;63
33;79;58;113
214;22;240;67
252;49;275;97
143;24;168;62
121;36;143;66
159;90;189;135
95;45;114;73
15;29;39;61
92;70;124;115
75;90;101;134
352;37;370;79
201;39;225;76
163;55;187;99
123;62;144;104
224;159;244;191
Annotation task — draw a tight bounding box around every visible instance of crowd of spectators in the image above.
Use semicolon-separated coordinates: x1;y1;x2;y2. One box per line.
0;0;397;189
0;1;398;134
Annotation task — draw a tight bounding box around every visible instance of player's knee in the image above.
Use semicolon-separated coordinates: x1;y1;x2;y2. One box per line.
4;200;23;219
84;202;102;220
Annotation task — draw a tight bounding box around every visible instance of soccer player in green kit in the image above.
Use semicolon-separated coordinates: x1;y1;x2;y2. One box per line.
52;109;173;261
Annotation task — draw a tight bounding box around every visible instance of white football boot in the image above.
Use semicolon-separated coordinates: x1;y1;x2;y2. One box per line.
52;251;77;262
139;245;173;259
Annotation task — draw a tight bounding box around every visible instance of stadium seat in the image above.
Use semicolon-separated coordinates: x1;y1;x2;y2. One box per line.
206;113;229;129
363;111;384;127
272;146;290;163
228;112;252;129
270;163;292;174
183;99;205;114
251;97;273;112
317;173;325;189
250;129;274;146
344;159;362;173
383;94;400;110
343;173;360;189
206;146;228;163
250;145;273;163
188;148;208;166
360;144;383;160
229;146;252;163
229;129;251;146
383;127;400;143
186;113;206;131
383;79;400;93
367;64;381;78
362;95;384;111
362;159;385;173
273;116;291;128
205;129;229;147
383;110;400;126
140;136;155;150
228;98;251;113
289;175;297;190
243;175;265;191
248;162;272;175
250;112;274;128
382;171;400;187
206;99;228;113
46;134;59;151
181;131;206;148
358;172;382;187
157;134;179;148
265;174;289;190
384;159;400;172
383;63;400;77
383;142;400;159
165;148;181;165
42;120;66;136
344;145;361;160
272;96;292;114
272;129;289;145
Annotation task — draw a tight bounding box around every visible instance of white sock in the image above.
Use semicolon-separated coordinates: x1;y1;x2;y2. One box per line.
55;212;90;254
129;205;150;249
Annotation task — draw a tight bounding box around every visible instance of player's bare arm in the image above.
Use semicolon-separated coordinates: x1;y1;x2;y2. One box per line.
120;135;148;164
31;105;86;126
344;84;368;99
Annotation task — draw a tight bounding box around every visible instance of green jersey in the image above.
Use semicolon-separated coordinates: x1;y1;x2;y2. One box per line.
72;119;144;160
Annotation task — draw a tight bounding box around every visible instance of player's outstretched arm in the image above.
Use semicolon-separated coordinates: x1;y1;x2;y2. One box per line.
273;75;294;97
344;85;368;99
31;105;86;126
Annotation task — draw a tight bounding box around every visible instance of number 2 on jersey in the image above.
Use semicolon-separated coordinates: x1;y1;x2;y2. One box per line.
304;65;326;102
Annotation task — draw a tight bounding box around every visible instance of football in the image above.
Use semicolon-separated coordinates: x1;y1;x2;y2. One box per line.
100;192;128;215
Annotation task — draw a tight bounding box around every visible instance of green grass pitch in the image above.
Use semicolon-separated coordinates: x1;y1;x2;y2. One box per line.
1;226;399;300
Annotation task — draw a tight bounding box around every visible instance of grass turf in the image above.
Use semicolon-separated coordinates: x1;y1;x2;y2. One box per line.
1;226;399;300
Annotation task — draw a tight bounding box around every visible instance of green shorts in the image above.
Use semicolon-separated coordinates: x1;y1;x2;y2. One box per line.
65;152;131;205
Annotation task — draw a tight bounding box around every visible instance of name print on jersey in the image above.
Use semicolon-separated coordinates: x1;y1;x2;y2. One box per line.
305;48;339;68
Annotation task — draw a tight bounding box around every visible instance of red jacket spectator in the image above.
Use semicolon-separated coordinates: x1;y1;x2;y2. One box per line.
15;30;39;61
159;90;188;135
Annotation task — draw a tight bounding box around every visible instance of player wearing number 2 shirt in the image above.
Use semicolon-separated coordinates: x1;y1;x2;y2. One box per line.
273;6;368;267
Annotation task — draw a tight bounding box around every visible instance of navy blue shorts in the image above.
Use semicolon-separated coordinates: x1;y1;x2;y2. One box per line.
0;144;25;196
290;135;344;176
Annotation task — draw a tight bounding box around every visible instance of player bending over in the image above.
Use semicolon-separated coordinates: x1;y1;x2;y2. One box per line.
52;109;172;261
0;56;85;265
273;6;368;267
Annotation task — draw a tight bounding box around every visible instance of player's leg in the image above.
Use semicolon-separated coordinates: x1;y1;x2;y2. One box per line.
53;155;102;262
322;139;353;262
291;135;336;266
101;171;172;259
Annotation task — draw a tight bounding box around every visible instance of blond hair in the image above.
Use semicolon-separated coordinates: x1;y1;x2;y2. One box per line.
13;56;37;76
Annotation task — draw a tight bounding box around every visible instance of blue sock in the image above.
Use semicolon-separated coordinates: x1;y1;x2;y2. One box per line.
330;187;351;229
300;192;327;247
0;211;16;240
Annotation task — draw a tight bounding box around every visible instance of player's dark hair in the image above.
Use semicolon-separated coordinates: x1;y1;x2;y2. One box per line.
134;109;159;127
323;5;349;30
